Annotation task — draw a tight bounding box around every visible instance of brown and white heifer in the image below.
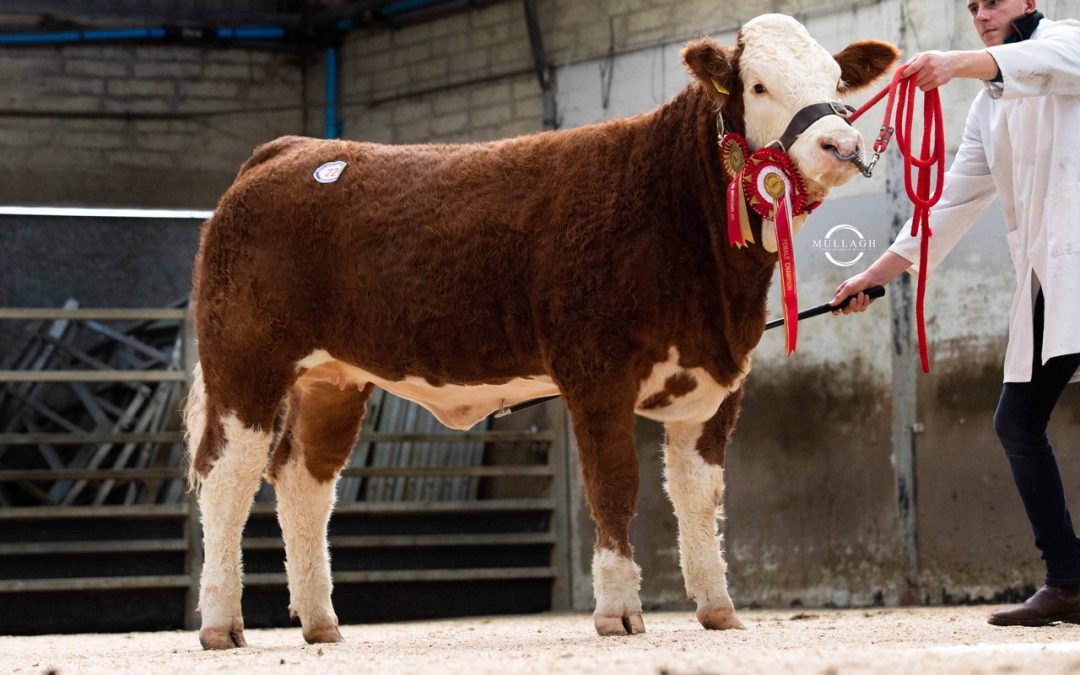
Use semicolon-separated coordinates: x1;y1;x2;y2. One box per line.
184;13;898;648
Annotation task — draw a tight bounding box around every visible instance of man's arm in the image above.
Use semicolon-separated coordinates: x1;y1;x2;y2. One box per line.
830;97;997;312
904;21;1080;96
986;23;1080;98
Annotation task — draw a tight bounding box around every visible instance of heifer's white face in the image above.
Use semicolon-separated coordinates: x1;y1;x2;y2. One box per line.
738;15;860;194
682;15;898;249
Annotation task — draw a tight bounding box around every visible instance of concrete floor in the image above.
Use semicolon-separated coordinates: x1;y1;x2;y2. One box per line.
5;606;1080;674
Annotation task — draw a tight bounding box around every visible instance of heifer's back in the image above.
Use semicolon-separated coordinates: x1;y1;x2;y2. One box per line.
185;12;898;650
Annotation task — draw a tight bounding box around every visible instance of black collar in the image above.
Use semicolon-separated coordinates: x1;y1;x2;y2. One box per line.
1007;10;1044;43
991;11;1044;83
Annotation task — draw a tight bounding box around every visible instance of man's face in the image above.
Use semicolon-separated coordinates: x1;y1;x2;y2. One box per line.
967;0;1038;46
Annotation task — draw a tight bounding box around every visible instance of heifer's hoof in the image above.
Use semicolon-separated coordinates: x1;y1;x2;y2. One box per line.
199;624;248;650
697;605;745;630
303;624;344;644
593;612;646;636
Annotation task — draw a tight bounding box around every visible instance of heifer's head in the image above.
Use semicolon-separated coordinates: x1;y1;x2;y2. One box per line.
683;14;899;213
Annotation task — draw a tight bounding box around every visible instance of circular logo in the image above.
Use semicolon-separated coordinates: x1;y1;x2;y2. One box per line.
822;223;867;267
313;160;347;183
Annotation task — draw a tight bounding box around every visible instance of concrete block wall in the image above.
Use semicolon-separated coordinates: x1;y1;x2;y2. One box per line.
0;0;884;206
336;0;868;145
0;5;307;207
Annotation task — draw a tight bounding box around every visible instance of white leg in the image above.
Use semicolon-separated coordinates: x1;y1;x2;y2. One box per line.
270;447;343;644
663;421;743;630
592;548;645;635
196;412;271;649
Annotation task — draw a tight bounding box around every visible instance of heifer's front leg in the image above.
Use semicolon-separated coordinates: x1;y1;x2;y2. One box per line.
267;381;373;645
663;392;744;631
567;395;645;636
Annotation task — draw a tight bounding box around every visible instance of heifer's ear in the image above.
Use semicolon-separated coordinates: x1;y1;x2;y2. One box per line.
681;37;737;103
834;39;900;94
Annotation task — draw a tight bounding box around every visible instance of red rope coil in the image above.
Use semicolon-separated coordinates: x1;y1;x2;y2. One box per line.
849;67;945;373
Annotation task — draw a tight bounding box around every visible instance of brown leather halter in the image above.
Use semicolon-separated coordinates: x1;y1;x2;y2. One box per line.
767;101;856;153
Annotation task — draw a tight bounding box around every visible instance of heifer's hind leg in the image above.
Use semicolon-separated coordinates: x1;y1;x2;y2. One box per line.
565;391;646;636
663;391;744;631
267;378;374;644
186;362;288;649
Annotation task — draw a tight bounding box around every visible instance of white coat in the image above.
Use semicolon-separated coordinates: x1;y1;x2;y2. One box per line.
888;16;1080;383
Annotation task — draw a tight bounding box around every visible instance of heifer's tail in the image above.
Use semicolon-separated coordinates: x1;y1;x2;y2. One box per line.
183;362;210;494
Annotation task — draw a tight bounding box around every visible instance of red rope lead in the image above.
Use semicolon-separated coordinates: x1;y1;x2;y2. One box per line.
849;67;945;373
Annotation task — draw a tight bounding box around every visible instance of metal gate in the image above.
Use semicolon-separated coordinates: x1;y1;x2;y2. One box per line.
0;304;571;634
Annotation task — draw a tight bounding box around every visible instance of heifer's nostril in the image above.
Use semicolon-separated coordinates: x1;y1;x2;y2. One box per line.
821;142;838;154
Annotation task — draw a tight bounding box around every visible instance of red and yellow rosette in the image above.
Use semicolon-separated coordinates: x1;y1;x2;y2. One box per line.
719;133;754;248
742;149;806;355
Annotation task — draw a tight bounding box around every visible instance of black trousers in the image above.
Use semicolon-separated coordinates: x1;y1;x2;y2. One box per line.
994;291;1080;585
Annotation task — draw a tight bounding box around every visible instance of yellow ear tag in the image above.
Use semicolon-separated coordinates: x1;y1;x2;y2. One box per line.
711;78;729;96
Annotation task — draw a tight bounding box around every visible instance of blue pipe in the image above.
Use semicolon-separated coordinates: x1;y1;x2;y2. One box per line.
381;0;456;16
325;47;339;139
216;27;286;40
0;0;465;46
0;25;283;46
0;27;167;44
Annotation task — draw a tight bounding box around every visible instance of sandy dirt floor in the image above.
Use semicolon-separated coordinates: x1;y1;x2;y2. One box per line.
5;606;1080;674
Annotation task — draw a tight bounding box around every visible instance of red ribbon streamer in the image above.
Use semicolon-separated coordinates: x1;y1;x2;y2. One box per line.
775;190;798;355
849;67;945;373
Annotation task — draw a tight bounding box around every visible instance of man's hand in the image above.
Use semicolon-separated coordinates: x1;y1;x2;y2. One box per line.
902;50;1001;91
830;272;877;315
903;51;959;91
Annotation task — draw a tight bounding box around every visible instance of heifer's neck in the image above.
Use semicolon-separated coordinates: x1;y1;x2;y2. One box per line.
649;84;776;270
633;83;779;373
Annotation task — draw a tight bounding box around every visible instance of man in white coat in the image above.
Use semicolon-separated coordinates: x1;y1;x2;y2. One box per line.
832;0;1080;625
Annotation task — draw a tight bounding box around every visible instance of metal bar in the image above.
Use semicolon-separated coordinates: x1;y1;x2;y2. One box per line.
0;308;187;321
241;532;558;550
0;568;556;593
0;575;191;592
250;498;555;515
548;401;573;611
69;382;110;427
82;321;172;364
358;430;553;443
0;432;183;445
2;429;548;440
243;567;556;586
0;371;186;383
3;389;86;434
0;302;79;463
340;465;551;477
0;539;188;556
0;504;188;519
89;380;173;505
36;332;139;392
0;467;184;481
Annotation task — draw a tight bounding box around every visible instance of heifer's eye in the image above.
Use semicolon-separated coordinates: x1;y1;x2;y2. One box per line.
753;83;767;94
